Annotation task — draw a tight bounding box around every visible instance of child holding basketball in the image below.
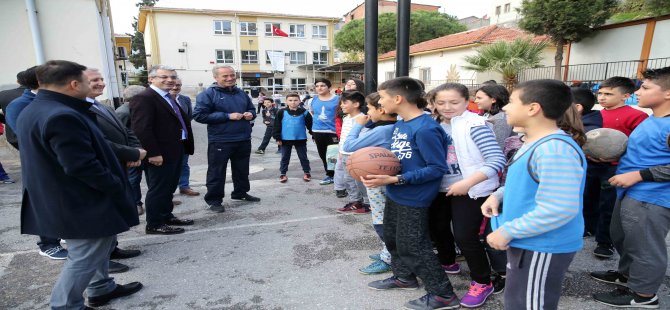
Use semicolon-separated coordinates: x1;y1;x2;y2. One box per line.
481;79;586;310
342;92;397;275
428;83;506;308
591;67;670;309
335;91;370;214
361;77;460;310
588;77;647;258
273;93;313;183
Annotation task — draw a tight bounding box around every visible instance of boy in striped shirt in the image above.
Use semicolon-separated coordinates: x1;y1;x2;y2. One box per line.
481;80;586;309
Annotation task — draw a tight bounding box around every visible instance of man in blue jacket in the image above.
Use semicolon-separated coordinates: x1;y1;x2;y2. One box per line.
194;65;260;212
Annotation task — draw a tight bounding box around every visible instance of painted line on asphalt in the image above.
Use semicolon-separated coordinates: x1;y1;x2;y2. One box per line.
0;214;343;257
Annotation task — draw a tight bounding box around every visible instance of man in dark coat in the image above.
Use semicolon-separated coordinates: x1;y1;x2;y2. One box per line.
16;60;142;309
170;78;200;197
130;65;195;235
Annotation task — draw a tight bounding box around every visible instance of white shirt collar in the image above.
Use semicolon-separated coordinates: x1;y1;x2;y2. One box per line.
149;84;170;98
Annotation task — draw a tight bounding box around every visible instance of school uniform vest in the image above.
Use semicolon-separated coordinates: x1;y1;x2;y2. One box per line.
281;109;308;140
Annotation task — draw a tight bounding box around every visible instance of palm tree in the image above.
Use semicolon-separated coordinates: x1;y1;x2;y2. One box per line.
463;38;548;86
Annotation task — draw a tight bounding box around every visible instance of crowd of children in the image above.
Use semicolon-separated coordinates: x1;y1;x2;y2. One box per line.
250;68;670;309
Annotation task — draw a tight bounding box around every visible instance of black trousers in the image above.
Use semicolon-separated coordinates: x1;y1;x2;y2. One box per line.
279;140;310;175
582;163;617;244
144;147;183;229
384;198;455;297
257;125;274;151
204;140;251;205
312;132;338;178
429;193;491;284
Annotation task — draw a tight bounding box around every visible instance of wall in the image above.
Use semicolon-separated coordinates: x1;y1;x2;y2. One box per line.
569;24;646;65
649;19;670;59
490;0;522;26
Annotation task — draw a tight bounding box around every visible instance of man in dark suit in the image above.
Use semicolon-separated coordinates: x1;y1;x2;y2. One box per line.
130;65;195;235
85;68;146;271
16;60;142;309
170;78;200;197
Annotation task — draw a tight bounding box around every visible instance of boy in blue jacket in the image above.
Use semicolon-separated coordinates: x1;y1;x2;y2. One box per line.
273;93;313;183
482;80;586;310
361;77;459;310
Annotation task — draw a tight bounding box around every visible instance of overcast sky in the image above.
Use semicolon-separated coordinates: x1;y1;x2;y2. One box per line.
110;0;493;34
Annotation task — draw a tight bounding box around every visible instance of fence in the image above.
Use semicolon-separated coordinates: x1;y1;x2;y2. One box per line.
518;57;670;84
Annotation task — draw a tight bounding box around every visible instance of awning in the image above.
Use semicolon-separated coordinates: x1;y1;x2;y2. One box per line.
240;72;274;78
317;62;364;73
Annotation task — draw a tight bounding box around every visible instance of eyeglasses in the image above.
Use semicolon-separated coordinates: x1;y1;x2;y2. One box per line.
155;75;178;80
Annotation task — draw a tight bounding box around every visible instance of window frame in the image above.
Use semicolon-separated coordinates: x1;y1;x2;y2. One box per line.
240;22;257;36
289;24;306;38
290;78;307;91
213;20;232;35
267;78;284;90
265;22;282;36
312;52;328;65
289;51;306;65
215;49;234;64
265;50;283;64
241;50;259;64
312;25;327;39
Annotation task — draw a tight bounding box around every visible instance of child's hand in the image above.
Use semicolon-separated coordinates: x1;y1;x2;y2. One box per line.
264;121;270;125
446;179;472;196
487;228;511;250
609;171;642;188
360;175;398;188
276;140;282;146
355;114;369;126
481;195;500;218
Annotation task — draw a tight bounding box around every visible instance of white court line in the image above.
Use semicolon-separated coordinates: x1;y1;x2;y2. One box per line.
0;214;342;258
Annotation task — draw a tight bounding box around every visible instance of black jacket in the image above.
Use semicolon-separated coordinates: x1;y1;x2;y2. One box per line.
16;90;138;239
89;100;142;164
0;86;24;146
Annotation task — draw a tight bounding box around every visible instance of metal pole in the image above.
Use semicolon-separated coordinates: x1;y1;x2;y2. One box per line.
396;0;410;77
364;0;378;95
25;0;45;64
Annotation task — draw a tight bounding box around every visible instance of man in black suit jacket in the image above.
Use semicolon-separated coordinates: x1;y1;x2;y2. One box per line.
170;78;200;197
16;60;142;309
130;65;195;235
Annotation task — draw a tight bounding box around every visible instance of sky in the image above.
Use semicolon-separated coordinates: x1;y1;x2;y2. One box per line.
110;0;493;34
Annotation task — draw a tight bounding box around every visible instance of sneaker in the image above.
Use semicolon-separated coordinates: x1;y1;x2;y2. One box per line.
460;281;494;308
279;175;288;183
208;204;225;213
590;270;628;286
39;246;68;260
337;201;364;213
492;274;505;294
319;176;334;185
255;149;264;154
368;276;419;291
1;178;15;184
303;173;311;182
442;263;460;275
335;189;348;198
404;293;460;310
359;260;392;275
369;253;382;261
352;204;371;215
594;243;615;258
593;288;659;309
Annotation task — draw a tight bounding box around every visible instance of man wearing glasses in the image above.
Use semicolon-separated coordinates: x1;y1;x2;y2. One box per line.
130;65;195;234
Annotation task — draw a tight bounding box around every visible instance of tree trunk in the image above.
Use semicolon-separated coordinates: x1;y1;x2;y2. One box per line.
554;39;565;81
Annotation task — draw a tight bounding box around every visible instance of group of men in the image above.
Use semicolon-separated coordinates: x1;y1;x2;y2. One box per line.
0;61;261;309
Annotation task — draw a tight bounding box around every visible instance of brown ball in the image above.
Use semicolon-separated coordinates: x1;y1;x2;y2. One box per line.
346;147;401;180
583;128;628;159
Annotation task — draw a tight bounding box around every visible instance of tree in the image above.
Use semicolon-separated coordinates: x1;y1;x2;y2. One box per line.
518;0;617;80
463;38;548;86
128;0;159;85
335;11;466;55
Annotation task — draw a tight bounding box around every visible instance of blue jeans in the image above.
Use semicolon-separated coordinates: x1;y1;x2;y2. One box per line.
0;160;10;180
127;162;146;206
279;140;310;175
178;154;190;190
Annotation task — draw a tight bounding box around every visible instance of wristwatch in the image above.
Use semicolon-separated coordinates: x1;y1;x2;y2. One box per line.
395;174;407;185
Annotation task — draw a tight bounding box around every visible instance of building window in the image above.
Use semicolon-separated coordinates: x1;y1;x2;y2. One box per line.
241;50;258;64
495;6;501;15
291;78;307;90
267;78;283;90
240;22;257;36
312;25;327;39
289;51;306;64
215;49;234;64
385;71;395;80
265;22;282;36
419;68;431;84
313;52;328;65
289;24;305;37
504;3;511;13
265;50;283;64
213;20;232;35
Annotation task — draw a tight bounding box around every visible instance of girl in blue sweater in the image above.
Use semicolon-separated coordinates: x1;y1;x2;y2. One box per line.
428;83;506;308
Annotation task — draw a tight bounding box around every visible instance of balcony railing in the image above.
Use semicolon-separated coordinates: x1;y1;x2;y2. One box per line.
518;57;670;83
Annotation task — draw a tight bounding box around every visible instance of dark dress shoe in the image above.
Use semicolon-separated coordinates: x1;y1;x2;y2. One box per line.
172;200;182;206
87;282;143;307
165;217;194;226
110;247;141;260
145;225;185;235
109;260;129;274
231;194;261;202
208;204;225;213
179;188;200;196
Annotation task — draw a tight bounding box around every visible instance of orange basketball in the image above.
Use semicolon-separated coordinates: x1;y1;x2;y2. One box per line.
346;147;401;180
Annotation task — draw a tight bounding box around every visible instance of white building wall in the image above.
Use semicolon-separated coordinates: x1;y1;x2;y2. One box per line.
569;25;646;64
490;0;522;26
0;0;111;98
649;19;670;60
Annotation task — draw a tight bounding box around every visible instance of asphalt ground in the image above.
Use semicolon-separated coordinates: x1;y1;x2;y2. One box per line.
0;112;669;309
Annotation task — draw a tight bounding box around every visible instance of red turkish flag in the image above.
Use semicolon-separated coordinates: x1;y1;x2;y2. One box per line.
272;25;289;37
